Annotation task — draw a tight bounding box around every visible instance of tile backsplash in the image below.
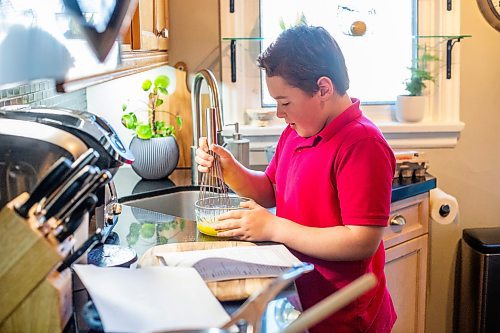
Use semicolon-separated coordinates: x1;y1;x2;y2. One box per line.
0;80;86;111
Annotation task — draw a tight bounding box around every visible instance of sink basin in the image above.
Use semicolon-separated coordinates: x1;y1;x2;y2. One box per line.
120;186;200;221
120;185;277;220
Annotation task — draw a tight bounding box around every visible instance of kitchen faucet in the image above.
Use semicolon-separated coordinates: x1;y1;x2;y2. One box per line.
191;69;223;185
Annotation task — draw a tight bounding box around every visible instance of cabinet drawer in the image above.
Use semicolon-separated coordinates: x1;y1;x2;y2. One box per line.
384;193;429;249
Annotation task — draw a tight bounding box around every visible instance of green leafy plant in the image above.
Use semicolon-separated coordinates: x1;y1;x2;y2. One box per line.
404;45;440;96
279;12;308;31
121;75;183;140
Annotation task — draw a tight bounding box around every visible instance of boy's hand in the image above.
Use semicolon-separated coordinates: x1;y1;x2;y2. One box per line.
195;137;234;173
214;199;276;241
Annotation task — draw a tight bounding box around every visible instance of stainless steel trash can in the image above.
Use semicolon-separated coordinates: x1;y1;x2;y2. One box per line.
458;228;500;333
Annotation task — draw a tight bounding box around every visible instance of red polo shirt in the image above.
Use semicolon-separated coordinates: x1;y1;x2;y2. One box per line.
265;99;396;332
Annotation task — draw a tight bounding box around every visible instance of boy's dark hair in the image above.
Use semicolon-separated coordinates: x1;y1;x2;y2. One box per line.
257;25;349;96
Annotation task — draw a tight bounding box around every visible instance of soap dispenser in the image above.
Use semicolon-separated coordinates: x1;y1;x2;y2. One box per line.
225;122;250;167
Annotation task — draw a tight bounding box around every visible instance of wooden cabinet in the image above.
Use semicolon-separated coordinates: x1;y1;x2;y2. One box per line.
384;193;429;333
122;0;169;51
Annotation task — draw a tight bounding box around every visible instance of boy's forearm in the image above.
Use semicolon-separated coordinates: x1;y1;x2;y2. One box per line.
271;219;384;261
224;162;276;208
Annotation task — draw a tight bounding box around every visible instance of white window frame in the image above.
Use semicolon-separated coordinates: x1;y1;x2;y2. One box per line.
219;0;464;152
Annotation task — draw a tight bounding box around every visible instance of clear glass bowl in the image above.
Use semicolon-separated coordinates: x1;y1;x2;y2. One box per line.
194;196;249;236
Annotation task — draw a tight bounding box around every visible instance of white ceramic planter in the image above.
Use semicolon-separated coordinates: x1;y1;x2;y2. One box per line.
395;95;426;122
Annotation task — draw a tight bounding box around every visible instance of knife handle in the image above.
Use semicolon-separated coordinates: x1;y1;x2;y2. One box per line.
58;170;112;222
15;157;72;218
56;194;98;243
46;148;100;204
42;165;98;223
57;228;103;273
69;148;100;176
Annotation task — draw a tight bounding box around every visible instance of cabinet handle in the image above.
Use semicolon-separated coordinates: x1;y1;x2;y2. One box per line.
155;28;169;38
390;215;406;226
153;0;168;39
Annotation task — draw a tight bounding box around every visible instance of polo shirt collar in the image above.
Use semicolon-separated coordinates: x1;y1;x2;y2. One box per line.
317;98;362;142
295;98;362;148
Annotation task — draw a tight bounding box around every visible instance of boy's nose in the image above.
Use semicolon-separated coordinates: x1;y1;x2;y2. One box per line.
276;108;286;118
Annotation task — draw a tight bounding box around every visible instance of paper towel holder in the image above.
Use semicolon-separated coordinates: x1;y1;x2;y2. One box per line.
439;205;451;217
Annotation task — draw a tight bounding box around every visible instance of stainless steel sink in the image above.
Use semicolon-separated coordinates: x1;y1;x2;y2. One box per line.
121;186;200;221
121;185;276;220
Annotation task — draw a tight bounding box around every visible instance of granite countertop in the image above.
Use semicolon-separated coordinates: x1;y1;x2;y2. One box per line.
113;167;193;199
114;166;437;203
391;173;436;202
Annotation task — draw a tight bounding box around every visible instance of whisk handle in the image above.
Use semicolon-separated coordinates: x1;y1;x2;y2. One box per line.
206;107;218;147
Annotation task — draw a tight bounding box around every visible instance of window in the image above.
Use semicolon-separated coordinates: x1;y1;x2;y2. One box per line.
260;0;414;106
220;0;464;149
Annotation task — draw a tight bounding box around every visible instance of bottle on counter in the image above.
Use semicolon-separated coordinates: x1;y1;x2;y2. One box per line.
225;122;250;168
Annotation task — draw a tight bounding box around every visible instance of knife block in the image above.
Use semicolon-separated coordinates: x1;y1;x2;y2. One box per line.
0;270;72;333
0;194;64;325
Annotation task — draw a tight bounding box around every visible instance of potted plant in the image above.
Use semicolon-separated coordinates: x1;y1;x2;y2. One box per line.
396;45;439;122
122;75;183;179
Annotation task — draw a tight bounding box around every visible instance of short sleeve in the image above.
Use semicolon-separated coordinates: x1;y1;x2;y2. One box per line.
335;138;395;226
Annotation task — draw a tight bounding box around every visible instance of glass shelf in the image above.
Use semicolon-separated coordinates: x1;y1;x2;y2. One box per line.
415;35;472;79
415;35;472;39
222;37;264;41
221;37;264;83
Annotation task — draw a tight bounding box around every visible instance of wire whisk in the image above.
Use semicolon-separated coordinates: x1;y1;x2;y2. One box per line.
198;106;231;206
194;107;236;235
198;150;230;206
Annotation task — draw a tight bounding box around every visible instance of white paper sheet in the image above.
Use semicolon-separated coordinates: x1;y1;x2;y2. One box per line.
73;265;230;333
155;244;303;282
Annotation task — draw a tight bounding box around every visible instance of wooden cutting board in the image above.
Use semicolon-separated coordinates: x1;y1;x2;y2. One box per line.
138;241;274;301
161;62;193;168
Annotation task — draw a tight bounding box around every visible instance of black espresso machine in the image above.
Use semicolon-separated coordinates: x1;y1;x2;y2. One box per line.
0;106;134;241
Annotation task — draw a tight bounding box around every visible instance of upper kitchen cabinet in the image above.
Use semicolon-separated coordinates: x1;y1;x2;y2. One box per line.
122;0;169;51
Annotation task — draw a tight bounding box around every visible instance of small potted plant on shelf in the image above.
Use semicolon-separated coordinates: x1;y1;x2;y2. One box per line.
396;45;440;122
122;75;183;180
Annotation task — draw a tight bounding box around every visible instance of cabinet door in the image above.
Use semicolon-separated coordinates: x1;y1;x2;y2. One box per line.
385;235;428;333
129;0;169;50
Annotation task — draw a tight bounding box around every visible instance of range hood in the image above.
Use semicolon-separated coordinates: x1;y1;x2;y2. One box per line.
0;0;137;91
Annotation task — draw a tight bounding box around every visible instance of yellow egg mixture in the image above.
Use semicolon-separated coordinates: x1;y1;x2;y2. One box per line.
197;218;230;237
197;222;218;236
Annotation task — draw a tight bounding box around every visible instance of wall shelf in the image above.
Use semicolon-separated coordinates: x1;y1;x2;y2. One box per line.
416;35;472;79
222;37;263;83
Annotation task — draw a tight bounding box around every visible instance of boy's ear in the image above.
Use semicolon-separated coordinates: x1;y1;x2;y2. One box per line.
316;76;334;98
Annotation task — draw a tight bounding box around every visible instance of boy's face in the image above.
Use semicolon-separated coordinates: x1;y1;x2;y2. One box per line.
266;75;325;138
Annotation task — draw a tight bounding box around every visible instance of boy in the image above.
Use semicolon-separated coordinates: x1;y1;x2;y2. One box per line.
196;25;396;332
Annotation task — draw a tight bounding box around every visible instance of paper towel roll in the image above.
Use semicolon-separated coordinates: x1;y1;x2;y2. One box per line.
430;188;459;225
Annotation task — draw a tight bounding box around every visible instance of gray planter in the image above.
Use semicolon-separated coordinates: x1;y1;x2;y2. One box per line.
129;136;179;180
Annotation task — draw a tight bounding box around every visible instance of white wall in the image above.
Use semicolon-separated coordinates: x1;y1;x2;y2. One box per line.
86;66;177;148
424;1;500;332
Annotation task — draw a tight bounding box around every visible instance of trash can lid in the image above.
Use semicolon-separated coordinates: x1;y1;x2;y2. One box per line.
463;228;500;254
